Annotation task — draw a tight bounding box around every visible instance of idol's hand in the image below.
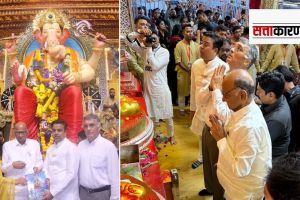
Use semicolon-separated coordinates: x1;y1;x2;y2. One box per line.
63;71;76;85
94;32;107;48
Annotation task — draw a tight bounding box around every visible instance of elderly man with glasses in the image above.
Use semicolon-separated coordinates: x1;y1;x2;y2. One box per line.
209;69;272;199
198;40;260;199
2;122;43;200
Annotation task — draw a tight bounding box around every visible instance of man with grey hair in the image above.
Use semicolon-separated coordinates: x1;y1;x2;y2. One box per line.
78;114;119;200
209;41;259;122
209;69;272;199
227;41;258;81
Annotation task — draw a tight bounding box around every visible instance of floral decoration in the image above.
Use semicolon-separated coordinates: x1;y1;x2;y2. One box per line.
27;49;70;154
139;148;157;176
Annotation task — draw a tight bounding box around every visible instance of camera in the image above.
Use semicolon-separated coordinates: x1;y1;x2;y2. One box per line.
136;29;155;44
145;36;156;44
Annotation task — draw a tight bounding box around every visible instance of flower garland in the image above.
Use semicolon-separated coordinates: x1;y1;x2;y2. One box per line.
40;132;54;155
28;49;70;154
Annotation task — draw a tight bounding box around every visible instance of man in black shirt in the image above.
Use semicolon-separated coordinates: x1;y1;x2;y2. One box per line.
275;65;300;152
256;71;292;159
195;10;216;32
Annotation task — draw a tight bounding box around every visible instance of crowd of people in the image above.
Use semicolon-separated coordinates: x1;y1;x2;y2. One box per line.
123;2;300;200
0;114;119;200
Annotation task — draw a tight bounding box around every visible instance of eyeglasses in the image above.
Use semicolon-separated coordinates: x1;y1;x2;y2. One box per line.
14;131;27;135
222;87;241;98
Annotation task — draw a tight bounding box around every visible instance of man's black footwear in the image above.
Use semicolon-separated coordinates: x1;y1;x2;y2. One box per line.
198;189;213;196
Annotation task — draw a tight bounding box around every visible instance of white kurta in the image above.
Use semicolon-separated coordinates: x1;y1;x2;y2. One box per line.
44;138;79;200
2;139;43;200
190;57;229;135
143;45;173;119
78;135;119;200
217;101;272;200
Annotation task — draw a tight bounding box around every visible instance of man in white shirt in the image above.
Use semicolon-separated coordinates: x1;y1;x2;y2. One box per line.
190;32;229;170
209;69;272;200
42;119;79;200
209;41;259;125
2;122;43;200
191;32;229;199
78;114;119;200
203;35;261;200
143;31;176;144
125;28;176;144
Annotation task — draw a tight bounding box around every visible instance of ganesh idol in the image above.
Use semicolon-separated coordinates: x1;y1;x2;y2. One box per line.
4;9;106;144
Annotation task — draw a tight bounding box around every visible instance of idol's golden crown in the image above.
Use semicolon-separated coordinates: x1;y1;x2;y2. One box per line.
32;9;71;31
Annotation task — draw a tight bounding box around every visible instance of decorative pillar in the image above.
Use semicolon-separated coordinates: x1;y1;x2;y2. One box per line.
98;48;108;108
121;0;133;35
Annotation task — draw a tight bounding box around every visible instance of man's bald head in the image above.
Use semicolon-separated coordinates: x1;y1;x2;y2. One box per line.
14;122;27;129
224;69;255;96
222;69;255;111
14;121;28;144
